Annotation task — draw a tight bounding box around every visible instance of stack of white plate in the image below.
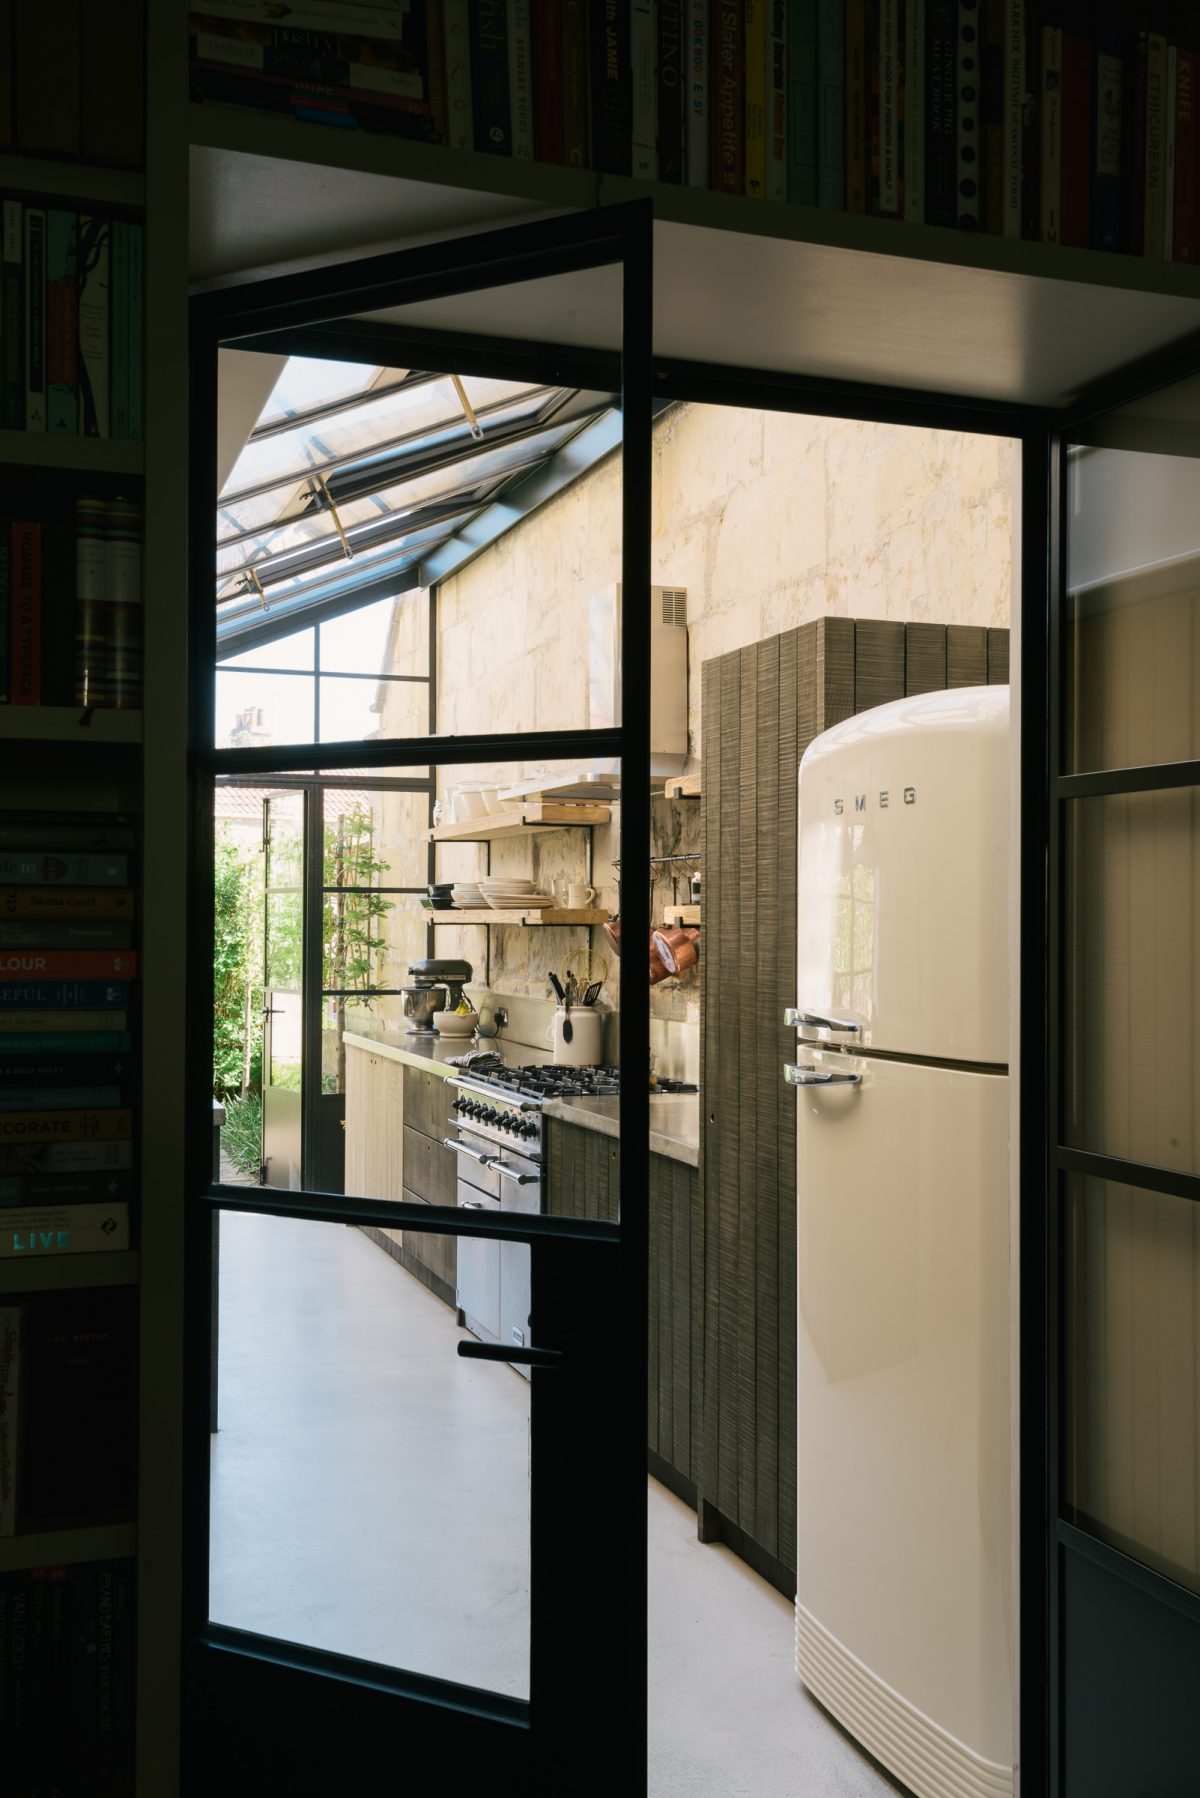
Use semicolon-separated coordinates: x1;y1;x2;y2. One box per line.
480;878;553;910
450;883;486;908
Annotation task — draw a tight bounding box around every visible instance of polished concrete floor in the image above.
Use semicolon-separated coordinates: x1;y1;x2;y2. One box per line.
210;1210;899;1796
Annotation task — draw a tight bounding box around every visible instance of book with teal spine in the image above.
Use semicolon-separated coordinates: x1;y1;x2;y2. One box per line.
45;210;78;435
110;220;130;439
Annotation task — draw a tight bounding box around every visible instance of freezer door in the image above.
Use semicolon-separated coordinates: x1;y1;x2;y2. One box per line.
794;1052;1013;1795
796;686;1009;1064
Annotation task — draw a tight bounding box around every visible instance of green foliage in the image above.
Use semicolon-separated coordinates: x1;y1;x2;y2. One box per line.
221;1089;263;1178
213;830;259;1097
323;805;394;996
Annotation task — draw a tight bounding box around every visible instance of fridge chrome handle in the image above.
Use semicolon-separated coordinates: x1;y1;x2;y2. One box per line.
784;1007;860;1034
491;1161;538;1186
784;1062;862;1087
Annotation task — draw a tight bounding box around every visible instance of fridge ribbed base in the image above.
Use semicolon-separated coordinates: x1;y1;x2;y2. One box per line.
795;1600;1013;1798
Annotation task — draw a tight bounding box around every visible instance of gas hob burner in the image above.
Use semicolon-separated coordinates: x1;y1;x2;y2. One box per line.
482;1064;623;1100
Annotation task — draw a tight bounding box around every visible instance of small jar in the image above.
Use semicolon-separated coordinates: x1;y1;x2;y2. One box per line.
689;869;701;905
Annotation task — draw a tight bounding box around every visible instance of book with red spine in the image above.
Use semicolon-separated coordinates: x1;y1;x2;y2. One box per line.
10;523;42;706
0;951;137;978
1058;27;1090;249
710;0;744;194
532;0;565;162
1175;47;1197;263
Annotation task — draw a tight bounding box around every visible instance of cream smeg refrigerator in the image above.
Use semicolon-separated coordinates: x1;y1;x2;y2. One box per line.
789;686;1013;1798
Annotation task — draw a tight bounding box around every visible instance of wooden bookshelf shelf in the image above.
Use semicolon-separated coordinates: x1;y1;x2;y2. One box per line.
429;907;610;927
426;804;611;841
662;905;701;927
0;1250;140;1295
0;430;145;476
0;706;142;744
0;152;145;209
0;1519;137;1574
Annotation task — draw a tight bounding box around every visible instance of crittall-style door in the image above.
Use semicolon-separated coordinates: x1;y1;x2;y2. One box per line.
260;791;304;1189
188;205;654;1795
1046;357;1200;1795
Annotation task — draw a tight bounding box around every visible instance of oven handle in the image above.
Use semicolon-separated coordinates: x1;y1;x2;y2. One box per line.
446;1075;541;1112
491;1160;539;1186
443;1137;493;1165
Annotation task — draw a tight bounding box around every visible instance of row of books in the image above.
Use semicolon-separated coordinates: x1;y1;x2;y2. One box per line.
1;200;144;440
0;1556;136;1796
1;495;144;710
186;1;1200;261
0;819;137;1279
0;1;146;170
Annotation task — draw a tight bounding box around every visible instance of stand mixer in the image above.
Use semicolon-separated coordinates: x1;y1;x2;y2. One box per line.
400;958;473;1033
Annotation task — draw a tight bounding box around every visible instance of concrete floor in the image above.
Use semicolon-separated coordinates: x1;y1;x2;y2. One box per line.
210;1210;900;1796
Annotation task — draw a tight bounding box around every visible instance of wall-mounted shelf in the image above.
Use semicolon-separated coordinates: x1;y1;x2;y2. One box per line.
0;1518;137;1575
0;429;145;476
663;772;701;800
0;706;142;744
430;908;610;927
426;804;611;842
662;906;701;927
0;1249;140;1294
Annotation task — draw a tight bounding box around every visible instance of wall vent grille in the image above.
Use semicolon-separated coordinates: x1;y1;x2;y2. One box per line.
660;587;687;626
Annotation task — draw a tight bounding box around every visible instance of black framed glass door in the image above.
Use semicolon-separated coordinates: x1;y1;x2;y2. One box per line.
186;204;653;1795
1046;358;1200;1797
260;790;304;1189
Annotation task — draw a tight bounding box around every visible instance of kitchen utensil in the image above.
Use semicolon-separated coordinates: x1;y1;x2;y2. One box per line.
408;959;473;1011
433;1009;478;1036
652;925;700;975
548;971;565;1003
582;980;602;1006
566;882;596;909
690;869;702;905
400;984;447;1032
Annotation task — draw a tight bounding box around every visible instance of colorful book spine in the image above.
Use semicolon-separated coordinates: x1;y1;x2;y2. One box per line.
1058;29;1090;250
531;0;564;163
744;0;767;196
765;0;787;199
444;0;474;147
0;1109;133;1144
0;1030;132;1053
0;1138;133;1173
787;0;816;203
197;0;415;39
105;498;143;710
77;214;110;438
1040;23;1061;244
710;0;743;193
0;1050;133;1085
469;0;511;153
22;207;45;432
905;0;925;223
0;981;132;1009
0;950;136;977
0;1203;130;1258
657;0;685;183
0;918;132;946
1091;28;1121;252
0;1087;123;1112
1144;31;1167;258
631;0;657;180
816;0;845;208
591;0;632;174
0;1306;20;1534
0;1010;128;1033
0;1171;134;1203
74;493;108;708
925;0;956;225
1;201;21;429
686;0;708;184
45;210;78;435
10;522;42;705
508;0;534;159
0;886;134;920
956;0;981;228
1001;0;1023;238
1175;48;1197;264
0;852;127;885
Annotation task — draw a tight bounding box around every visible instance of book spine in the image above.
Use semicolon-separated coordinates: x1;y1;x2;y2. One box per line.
745;0;767;196
0;1171;134;1203
77;215;111;439
0;981;132;1009
0;1202;131;1257
0;1010;128;1032
1040;23;1060;243
0;951;137;978
591;0;632;175
710;0;743;194
905;0;925;222
444;0;474;147
817;0;845;208
0;1109;133;1143
22;208;45;432
45;211;78;436
1175;48;1196;264
562;0;589;167
1123;32;1147;256
1144;32;1167;258
0;1030;132;1053
787;0;816;203
425;0;448;141
105;497;143;711
75;493;109;709
877;0;899;215
1019;0;1039;240
0;538;8;704
1001;0;1023;236
981;0;1003;232
110;221;130;440
0;817;134;850
196;0;416;40
925;0;955;225
0;1137;133;1172
1058;28;1090;249
631;0;657;179
764;0;787;199
189;61;443;134
0;1051;132;1085
10;523;42;706
1091;31;1121;252
126;223;143;441
0;1087;123;1111
845;0;867;210
0;887;134;920
687;0;708;184
0;919;132;946
1;202;21;430
657;0;685;182
508;0;534;157
1163;44;1176;262
0;1307;19;1534
532;0;565;162
0;852;127;885
956;0;981;228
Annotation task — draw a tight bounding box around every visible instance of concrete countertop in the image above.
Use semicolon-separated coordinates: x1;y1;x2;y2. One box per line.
342;1028;529;1079
541;1093;700;1169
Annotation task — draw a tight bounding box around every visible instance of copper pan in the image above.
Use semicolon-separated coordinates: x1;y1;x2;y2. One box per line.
652;926;700;976
649;932;672;984
603;918;622;957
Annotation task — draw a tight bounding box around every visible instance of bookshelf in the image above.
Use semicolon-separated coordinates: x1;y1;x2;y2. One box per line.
0;153;145;211
0;1249;140;1294
0;706;142;743
0;430;145;477
0;1519;137;1576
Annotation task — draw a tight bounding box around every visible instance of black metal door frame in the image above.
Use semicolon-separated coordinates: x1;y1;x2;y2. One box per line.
186;202;654;1795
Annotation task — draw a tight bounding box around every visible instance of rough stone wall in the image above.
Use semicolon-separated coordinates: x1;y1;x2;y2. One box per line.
384;403;1016;1031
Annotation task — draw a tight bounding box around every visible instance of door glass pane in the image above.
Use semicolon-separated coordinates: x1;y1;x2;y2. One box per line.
1066;373;1200;773
210;1209;531;1698
1063;789;1200;1175
1062;1174;1200;1596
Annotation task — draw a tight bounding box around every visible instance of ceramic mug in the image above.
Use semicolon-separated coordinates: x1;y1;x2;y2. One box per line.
566;883;597;909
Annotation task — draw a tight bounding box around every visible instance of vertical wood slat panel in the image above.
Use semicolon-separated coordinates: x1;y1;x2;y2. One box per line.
700;656;720;1522
735;644;759;1533
716;649;743;1521
854;618;906;713
753;633;782;1557
905;621;948;694
818;616;856;728
672;1158;694;1480
987;627;1010;683
947;623;989;686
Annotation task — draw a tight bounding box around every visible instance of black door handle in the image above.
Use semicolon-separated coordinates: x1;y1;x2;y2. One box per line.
457;1341;562;1369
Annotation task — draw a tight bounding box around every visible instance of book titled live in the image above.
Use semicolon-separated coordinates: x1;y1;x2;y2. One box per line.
0;1201;130;1257
0;950;136;977
0;980;131;1008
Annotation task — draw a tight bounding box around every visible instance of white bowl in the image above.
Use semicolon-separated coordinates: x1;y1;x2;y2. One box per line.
433;1010;478;1035
478;785;503;813
453;785;489;820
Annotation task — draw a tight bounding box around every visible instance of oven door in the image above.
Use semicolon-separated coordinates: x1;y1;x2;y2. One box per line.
492;1143;541;1375
453;1128;502;1342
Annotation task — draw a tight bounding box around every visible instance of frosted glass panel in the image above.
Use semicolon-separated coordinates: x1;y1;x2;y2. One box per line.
1063;1175;1200;1596
1064;789;1200;1175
